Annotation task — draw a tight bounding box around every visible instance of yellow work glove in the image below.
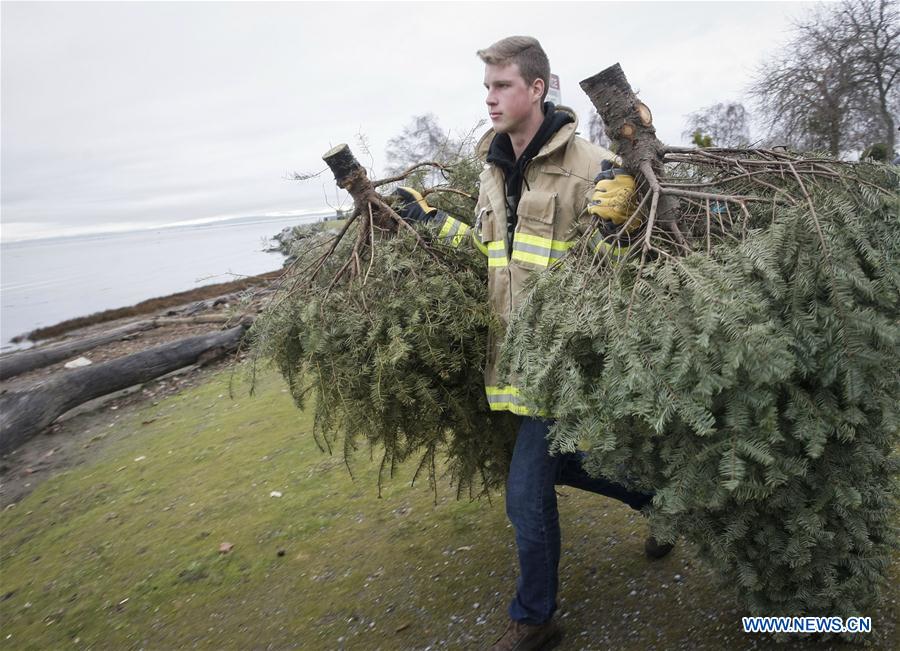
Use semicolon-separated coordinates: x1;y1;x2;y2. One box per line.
587;160;639;231
391;187;439;223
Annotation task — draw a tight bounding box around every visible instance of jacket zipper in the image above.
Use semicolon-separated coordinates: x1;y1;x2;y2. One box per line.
503;159;537;324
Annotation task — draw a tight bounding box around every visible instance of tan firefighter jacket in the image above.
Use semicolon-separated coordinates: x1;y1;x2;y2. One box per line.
434;106;620;416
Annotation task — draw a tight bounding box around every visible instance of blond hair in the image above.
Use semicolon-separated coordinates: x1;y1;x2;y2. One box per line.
476;36;550;102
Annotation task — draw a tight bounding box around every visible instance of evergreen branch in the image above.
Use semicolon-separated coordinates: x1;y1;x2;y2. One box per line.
370;161;450;188
786;162;831;264
422;186;477;201
661;186;780;205
363;203;377;286
375;196;442;263
311;208;361;283
638;161;663;255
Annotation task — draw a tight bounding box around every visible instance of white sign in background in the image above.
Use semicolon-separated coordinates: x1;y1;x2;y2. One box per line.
547;73;562;106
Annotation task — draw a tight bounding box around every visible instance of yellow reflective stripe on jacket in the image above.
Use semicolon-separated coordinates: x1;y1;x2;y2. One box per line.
487;240;508;267
511;232;575;267
435;215;487;255
485;385;550;416
473;235;489;256
437;216;471;248
589;232;630;258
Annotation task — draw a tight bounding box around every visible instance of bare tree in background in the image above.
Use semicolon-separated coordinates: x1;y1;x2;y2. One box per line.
749;5;860;155
384;114;459;176
588;110;611;149
749;0;899;157
682;102;751;147
839;0;899;154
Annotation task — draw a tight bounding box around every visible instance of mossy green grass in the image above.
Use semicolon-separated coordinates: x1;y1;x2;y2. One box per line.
1;368;897;650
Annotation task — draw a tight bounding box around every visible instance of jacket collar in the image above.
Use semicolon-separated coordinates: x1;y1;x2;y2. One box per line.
476;104;579;164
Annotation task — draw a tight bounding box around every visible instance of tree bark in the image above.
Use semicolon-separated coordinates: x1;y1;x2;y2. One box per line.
580;63;681;230
0;324;249;455
580;63;665;172
322;144;395;230
153;315;237;326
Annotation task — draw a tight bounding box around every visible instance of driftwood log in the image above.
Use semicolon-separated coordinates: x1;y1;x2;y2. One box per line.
0;324;249;455
0;320;156;381
153;315;236;327
0;314;247;382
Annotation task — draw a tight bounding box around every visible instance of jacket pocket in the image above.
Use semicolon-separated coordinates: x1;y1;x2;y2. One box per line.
516;190;557;226
479;209;509;268
478;207;495;243
513;191;565;267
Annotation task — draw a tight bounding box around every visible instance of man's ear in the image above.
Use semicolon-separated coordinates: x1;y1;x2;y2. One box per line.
532;77;545;103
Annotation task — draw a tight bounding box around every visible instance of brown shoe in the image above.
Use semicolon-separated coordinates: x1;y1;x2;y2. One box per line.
489;617;561;651
644;535;675;560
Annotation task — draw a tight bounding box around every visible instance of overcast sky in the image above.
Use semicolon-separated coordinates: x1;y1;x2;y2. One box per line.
1;0;822;242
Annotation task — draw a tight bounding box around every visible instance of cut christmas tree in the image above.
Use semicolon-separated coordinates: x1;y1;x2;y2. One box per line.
501;64;899;626
249;144;517;499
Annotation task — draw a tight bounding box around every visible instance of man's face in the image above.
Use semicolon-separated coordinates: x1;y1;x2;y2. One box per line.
483;62;543;136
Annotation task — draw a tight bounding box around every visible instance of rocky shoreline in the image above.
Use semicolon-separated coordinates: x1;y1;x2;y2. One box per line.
267;217;344;264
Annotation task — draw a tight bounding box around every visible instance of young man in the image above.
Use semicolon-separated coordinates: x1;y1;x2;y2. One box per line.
396;36;671;651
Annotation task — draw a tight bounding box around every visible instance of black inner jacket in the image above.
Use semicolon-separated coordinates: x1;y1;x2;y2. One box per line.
486;102;574;239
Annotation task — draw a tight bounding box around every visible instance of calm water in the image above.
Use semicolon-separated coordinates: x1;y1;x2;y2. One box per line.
1;214;328;352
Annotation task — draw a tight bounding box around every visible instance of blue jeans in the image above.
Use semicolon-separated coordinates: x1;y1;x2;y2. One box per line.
506;416;653;625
